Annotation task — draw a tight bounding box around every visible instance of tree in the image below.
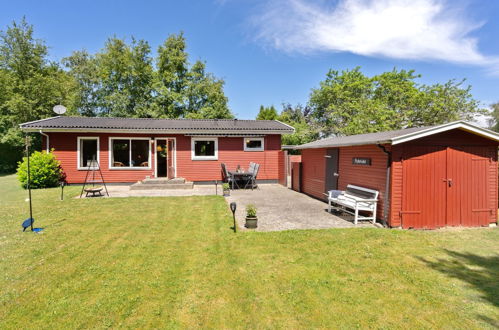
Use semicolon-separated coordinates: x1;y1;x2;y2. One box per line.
308;67;484;137
256;105;278;120
0;18;77;171
277;103;318;146
96;37;155;117
154;33;232;119
62;50;100;116
65;32;233;119
488;102;499;132
184;60;232;119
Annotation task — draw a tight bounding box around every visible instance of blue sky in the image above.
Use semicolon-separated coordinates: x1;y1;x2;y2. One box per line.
1;0;499;120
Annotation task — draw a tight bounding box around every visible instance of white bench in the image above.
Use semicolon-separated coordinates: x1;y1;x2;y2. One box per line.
328;185;379;225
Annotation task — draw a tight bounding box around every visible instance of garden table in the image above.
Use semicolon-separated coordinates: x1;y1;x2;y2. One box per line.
228;171;253;189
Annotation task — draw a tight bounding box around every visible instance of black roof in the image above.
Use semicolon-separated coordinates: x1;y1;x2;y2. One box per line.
20;116;294;134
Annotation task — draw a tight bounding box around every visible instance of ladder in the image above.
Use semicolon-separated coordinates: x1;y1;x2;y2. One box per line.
79;157;109;198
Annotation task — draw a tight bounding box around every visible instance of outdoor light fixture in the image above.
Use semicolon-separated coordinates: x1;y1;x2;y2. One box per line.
230;202;237;233
60;181;65;201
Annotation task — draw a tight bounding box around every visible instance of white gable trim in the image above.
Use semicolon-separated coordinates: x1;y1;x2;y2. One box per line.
391;121;499;145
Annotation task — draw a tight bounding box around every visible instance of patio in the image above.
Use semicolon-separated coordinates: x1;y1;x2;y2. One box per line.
82;183;376;231
225;184;377;231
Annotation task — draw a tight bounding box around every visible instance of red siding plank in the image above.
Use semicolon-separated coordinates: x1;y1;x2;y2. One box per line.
46;133;282;183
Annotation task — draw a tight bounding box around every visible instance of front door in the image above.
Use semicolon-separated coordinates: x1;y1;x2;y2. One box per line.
156;139;168;178
325;148;339;192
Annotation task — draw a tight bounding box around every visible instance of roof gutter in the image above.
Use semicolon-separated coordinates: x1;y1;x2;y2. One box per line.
39;130;49;152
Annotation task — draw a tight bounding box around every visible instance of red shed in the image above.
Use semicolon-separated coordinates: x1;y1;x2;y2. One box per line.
20;116;294;184
294;121;499;229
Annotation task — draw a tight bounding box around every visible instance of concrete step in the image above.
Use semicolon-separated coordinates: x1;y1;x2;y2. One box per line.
141;178;186;185
130;181;193;190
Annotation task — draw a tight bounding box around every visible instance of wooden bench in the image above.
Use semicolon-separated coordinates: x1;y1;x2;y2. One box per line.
328;184;379;225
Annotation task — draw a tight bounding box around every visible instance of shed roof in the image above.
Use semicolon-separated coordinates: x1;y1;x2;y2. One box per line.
20;116;294;134
294;121;499;149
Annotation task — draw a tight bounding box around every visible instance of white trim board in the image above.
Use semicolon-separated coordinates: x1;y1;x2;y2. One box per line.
154;137;177;178
108;137;152;170
77;136;100;170
191;137;218;161
391;121;499;145
243;137;265;152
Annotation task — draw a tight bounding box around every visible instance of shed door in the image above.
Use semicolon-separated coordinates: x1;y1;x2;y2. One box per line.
446;147;491;227
402;146;492;228
401;147;447;229
325;148;339;192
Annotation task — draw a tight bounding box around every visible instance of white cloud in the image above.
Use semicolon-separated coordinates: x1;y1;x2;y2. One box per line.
251;0;498;68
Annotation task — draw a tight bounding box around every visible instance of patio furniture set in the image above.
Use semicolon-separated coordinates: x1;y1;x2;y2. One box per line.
221;162;260;190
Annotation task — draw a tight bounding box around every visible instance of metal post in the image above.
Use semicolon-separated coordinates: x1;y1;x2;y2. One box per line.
215;180;218;195
26;136;33;232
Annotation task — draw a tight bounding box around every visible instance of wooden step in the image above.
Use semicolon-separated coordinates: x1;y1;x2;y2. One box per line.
141;178;186;185
130;181;194;190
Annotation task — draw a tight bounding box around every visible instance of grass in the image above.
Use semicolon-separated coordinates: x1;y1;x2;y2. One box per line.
0;174;498;329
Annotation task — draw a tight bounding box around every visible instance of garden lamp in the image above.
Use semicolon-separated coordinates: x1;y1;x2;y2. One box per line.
230;202;237;233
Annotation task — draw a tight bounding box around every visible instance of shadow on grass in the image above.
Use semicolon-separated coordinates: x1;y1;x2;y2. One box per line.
418;250;499;327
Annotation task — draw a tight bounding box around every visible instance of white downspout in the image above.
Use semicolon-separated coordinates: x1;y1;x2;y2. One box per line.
39;130;49;152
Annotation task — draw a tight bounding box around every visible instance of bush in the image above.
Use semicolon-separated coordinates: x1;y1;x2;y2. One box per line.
17;149;65;189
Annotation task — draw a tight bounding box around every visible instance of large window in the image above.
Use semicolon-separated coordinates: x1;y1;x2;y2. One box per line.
110;138;150;169
244;137;264;151
191;137;218;160
78;137;99;169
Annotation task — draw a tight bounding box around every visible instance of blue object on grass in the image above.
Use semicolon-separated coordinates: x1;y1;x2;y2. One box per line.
33;228;44;233
22;218;34;232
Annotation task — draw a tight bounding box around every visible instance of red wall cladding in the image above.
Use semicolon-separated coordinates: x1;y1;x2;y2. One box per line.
300;148;327;200
46;132;282;183
337;145;389;220
300;145;389;219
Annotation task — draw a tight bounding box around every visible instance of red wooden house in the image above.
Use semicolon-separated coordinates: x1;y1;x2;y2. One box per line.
20;116;294;184
293;121;499;229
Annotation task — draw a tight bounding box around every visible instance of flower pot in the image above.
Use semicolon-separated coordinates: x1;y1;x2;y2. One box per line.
223;188;230;197
245;216;258;229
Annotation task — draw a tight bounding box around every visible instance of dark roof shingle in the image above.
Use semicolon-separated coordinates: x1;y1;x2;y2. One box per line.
20;116;294;133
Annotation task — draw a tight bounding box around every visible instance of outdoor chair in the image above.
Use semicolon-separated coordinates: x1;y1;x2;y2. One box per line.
221;163;234;186
248;162;256;174
247;163;260;190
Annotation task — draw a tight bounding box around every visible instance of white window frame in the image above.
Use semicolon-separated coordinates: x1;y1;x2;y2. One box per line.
191;137;218;160
108;137;152;170
243;137;265;152
77;136;100;170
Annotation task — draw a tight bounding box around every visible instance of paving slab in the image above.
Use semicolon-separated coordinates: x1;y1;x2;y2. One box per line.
78;183;376;231
225;184;376;231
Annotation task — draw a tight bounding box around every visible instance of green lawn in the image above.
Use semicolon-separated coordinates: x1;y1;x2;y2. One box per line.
0;174;498;329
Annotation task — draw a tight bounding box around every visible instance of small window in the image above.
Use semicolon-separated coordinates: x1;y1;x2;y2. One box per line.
78;137;99;169
110;138;150;168
244;137;264;151
191;138;218;160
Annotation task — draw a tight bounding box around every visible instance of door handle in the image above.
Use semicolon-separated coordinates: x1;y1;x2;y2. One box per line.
442;178;453;187
333;172;339;177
